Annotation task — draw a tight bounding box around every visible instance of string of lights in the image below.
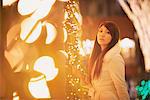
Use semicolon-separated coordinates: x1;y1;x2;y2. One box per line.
64;0;89;99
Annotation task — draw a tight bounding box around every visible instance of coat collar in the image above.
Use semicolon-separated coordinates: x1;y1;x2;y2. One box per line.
103;43;121;62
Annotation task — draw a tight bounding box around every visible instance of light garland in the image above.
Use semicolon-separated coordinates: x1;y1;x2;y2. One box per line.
64;0;89;99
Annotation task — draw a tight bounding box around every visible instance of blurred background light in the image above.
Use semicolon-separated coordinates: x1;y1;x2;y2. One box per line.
81;39;94;56
120;38;136;59
120;38;135;49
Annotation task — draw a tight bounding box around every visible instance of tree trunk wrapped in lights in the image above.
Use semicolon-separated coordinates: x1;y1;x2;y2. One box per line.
64;0;89;99
118;0;150;72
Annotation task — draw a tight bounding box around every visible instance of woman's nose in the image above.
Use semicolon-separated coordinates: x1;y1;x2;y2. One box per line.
99;33;105;37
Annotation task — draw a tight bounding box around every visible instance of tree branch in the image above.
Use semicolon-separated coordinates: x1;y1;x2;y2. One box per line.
118;0;134;21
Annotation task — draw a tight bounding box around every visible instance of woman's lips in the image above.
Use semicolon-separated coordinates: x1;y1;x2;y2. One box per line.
99;38;104;41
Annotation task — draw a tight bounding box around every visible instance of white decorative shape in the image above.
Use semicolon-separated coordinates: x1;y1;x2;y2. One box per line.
26;21;42;43
34;56;59;81
3;0;17;6
20;17;37;41
31;0;56;20
17;0;40;15
45;22;57;44
28;75;51;98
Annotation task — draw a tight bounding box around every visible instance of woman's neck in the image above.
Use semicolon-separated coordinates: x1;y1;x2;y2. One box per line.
101;45;107;51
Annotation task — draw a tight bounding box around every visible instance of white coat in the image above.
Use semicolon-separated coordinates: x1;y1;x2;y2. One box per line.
88;43;130;100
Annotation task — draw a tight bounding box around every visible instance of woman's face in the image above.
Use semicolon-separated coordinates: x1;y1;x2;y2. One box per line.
97;25;112;47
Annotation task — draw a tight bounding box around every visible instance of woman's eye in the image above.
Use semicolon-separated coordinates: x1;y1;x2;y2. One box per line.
100;31;102;32
107;32;110;34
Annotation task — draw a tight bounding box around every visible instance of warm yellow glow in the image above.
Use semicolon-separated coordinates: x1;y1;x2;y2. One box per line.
34;56;58;81
13;92;19;100
59;50;68;59
26;64;29;70
59;0;69;2
120;38;135;48
13;92;17;97
79;47;85;56
74;12;82;25
5;46;25;72
26;22;42;43
64;11;68;20
31;0;56;20
13;96;19;100
63;28;68;43
6;24;20;47
3;0;17;6
17;0;41;15
45;22;57;44
20;17;37;41
28;75;50;98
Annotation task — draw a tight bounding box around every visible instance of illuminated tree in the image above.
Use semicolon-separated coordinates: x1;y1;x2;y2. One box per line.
64;0;89;99
118;0;150;72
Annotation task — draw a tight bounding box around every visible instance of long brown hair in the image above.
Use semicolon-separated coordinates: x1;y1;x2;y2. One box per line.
88;21;120;80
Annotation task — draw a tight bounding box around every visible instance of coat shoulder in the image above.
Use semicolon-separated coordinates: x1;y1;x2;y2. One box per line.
108;54;125;72
110;54;125;64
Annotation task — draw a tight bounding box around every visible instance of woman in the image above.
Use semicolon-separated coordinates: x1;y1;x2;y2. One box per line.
87;21;130;100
